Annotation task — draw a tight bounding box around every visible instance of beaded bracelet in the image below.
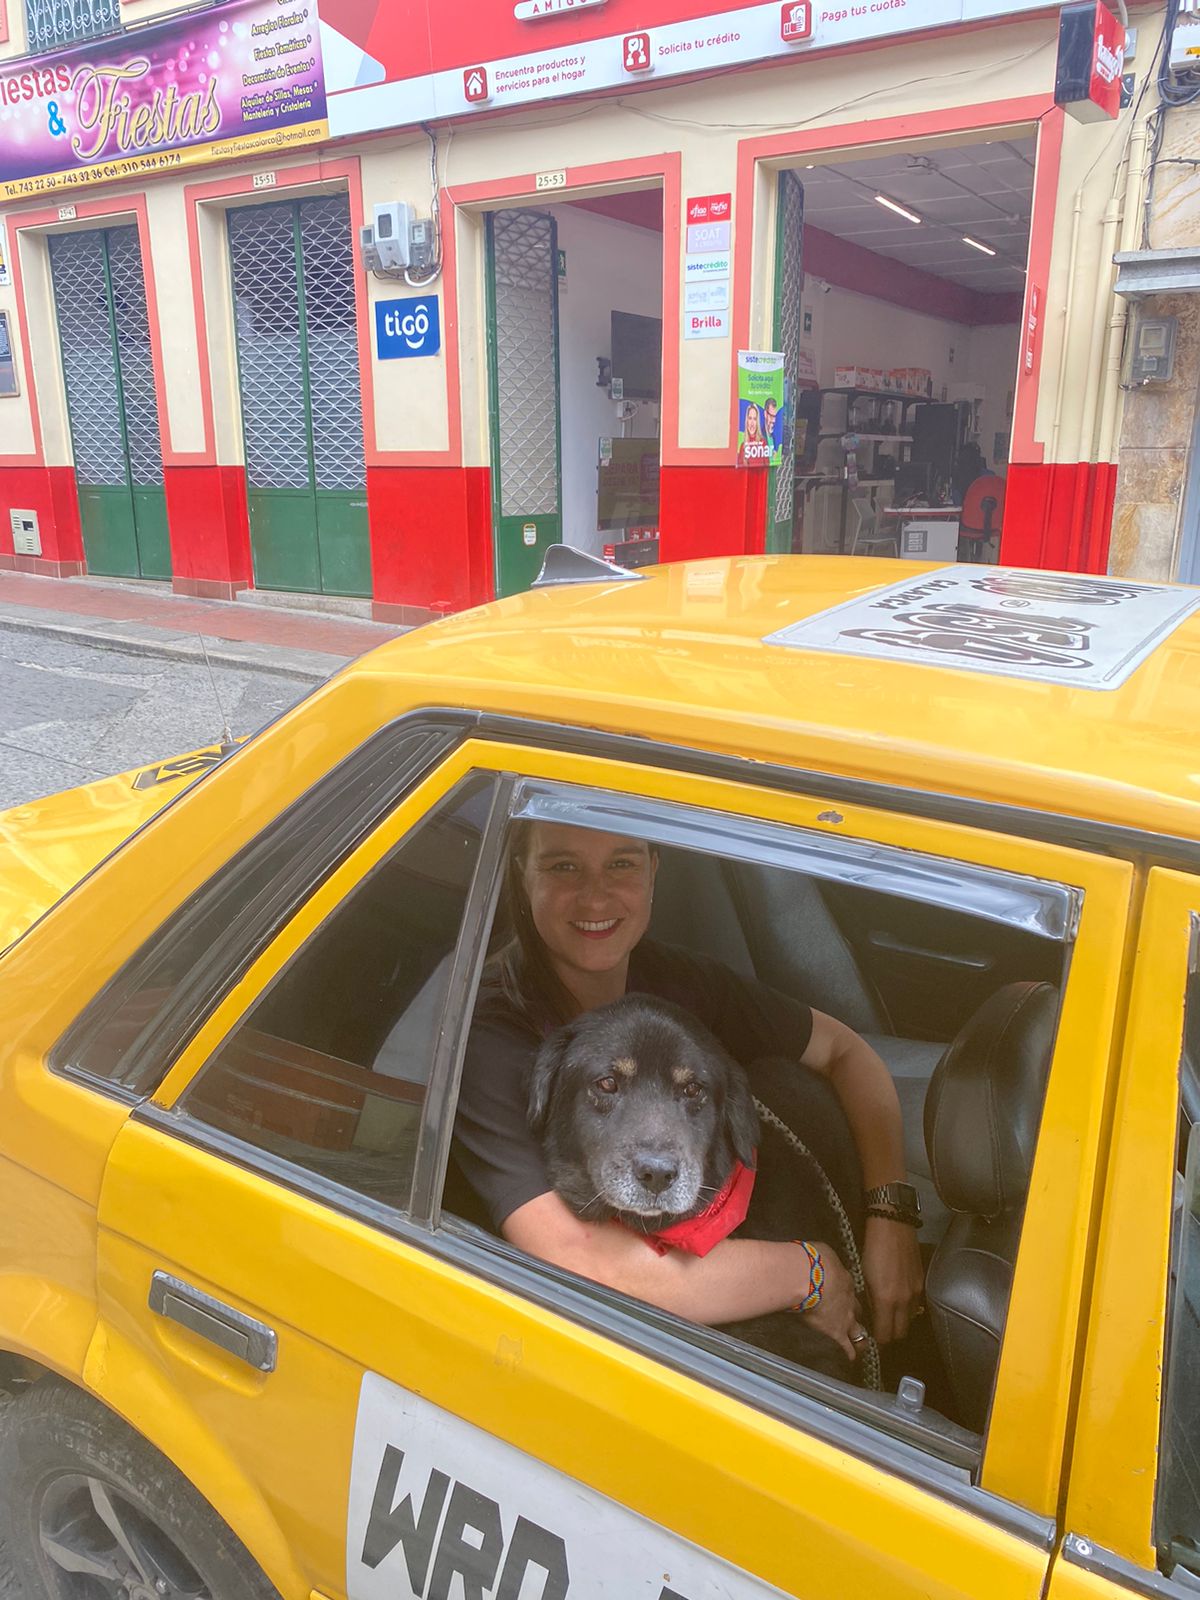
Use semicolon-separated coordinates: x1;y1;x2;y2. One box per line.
787;1240;825;1313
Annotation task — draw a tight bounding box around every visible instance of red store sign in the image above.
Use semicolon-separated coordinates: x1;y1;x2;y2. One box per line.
686;192;732;224
1023;284;1042;377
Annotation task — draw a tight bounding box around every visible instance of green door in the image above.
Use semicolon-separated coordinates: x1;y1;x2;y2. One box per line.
49;227;170;580
228;196;369;597
767;171;805;556
486;209;562;597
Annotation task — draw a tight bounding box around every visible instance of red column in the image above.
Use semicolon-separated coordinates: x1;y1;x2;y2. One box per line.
658;465;768;562
368;465;494;624
0;465;84;576
164;464;252;599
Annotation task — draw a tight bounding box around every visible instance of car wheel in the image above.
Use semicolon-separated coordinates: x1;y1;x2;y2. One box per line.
0;1380;283;1600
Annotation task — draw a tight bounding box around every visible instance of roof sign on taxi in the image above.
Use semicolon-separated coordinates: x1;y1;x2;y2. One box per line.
764;567;1200;689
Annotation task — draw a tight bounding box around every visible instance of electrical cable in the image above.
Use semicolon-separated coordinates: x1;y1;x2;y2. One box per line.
613;41;1048;134
1158;0;1200;105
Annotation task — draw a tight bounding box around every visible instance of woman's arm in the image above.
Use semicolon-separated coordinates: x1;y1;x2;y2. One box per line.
801;1010;925;1344
502;1191;863;1360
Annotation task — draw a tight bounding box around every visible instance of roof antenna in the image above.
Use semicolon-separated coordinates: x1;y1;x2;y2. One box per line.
197;634;234;747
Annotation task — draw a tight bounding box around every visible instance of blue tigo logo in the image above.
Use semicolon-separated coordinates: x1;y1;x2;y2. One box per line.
375;295;440;359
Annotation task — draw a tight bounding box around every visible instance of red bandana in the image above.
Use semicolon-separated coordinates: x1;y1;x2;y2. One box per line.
639;1157;757;1257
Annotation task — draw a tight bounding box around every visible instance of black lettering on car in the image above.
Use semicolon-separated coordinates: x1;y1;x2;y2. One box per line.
495;1515;569;1599
968;572;1159;605
130;749;229;790
361;1445;450;1588
427;1481;504;1600
361;1446;572;1598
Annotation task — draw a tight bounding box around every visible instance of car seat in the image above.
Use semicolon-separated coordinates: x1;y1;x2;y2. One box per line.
648;848;950;1233
648;849;888;1033
922;980;1060;1432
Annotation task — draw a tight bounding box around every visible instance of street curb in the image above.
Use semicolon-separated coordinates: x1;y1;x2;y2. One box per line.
0;610;347;683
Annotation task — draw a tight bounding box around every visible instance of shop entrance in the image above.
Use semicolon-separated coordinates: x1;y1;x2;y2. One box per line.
485;189;663;597
227;195;369;597
771;135;1033;565
49;227;169;580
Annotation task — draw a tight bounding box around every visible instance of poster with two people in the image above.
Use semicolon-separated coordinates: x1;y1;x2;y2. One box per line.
737;350;786;469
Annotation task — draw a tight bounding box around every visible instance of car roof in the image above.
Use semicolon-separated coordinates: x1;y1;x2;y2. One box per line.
352;556;1200;842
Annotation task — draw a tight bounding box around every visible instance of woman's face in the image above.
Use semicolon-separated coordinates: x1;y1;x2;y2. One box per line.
745;405;760;440
521;823;657;994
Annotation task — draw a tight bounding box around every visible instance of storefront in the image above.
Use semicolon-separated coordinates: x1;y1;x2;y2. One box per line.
0;0;1153;618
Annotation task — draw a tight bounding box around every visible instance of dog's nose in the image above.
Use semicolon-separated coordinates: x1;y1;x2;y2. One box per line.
634;1153;678;1196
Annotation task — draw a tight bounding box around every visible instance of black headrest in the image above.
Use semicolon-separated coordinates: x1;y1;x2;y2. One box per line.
924;982;1059;1216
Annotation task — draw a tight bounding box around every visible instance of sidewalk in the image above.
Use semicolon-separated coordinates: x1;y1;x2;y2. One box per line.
0;571;409;682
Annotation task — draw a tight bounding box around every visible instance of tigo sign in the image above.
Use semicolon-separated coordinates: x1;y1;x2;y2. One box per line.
375;296;441;359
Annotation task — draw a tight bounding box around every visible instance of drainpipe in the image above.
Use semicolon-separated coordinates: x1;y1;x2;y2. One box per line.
1050;191;1084;463
1097;120;1150;466
1066;162;1126;568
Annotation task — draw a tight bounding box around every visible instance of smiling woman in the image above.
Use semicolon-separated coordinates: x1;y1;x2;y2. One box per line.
450;816;925;1367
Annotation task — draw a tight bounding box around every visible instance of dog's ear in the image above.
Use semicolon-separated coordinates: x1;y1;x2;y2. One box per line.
527;1026;573;1134
724;1065;760;1168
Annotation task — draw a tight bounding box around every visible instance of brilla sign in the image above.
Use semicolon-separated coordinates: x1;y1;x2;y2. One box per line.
1054;0;1124;121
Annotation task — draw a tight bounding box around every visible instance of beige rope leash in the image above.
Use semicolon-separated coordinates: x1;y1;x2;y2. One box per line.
752;1096;883;1392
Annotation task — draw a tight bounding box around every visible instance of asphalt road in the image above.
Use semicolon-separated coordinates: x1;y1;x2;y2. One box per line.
0;628;318;811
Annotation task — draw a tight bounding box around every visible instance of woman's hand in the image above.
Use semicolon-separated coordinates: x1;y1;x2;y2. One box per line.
862;1216;924;1344
799;1243;866;1362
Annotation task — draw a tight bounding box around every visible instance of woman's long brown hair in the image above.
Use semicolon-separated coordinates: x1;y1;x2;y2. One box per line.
489;819;579;1034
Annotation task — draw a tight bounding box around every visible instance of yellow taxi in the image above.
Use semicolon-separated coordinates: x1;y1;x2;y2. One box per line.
1;551;1198;1600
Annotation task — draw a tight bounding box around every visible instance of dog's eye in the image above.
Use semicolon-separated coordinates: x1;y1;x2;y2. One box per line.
682;1081;705;1100
596;1075;620;1095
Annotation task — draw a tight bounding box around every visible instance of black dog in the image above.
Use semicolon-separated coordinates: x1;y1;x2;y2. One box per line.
528;994;863;1381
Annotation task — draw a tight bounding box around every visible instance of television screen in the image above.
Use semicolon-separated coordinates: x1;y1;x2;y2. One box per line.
611;310;662;400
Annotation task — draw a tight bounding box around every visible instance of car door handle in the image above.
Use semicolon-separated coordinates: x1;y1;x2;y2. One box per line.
149;1271;277;1373
866;930;994;970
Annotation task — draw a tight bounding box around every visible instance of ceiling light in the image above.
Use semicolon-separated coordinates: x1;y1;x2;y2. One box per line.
962;234;997;256
873;194;922;225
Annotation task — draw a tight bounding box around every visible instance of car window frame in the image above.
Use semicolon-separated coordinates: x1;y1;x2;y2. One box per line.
1057;871;1200;1600
137;732;1130;1540
51;717;468;1102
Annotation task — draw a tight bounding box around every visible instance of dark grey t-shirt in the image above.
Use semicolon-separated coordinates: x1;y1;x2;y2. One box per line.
452;941;814;1230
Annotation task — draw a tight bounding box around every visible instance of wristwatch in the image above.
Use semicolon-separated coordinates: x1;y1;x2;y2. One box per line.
865;1182;922;1228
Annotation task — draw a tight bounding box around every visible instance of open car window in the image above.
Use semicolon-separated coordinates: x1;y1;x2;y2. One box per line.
439;778;1076;1463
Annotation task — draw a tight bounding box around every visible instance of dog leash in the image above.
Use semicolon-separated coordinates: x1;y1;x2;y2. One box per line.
751;1097;883;1392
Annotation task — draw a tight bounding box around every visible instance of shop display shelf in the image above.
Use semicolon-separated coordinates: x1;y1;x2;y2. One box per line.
818;432;914;442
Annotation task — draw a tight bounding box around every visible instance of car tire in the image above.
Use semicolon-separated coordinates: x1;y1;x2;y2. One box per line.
0;1379;285;1600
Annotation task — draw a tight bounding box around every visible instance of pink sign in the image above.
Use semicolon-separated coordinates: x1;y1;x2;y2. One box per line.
0;0;326;201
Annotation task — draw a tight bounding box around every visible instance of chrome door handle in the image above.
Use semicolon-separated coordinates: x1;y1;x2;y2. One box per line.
149;1271;277;1373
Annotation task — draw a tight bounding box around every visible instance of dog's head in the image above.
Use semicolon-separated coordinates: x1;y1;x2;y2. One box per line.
528;995;759;1224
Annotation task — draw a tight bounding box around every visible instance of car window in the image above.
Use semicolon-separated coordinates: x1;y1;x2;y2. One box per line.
441;779;1075;1461
53;721;462;1097
1157;940;1200;1578
175;774;495;1209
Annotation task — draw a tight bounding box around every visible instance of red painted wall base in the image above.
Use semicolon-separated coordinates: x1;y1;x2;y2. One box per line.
164;464;251;588
368;464;493;617
0;465;84;564
1001;462;1117;574
0;457;1121;609
659;465;769;562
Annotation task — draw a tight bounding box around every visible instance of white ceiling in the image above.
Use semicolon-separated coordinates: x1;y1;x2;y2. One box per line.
797;138;1034;295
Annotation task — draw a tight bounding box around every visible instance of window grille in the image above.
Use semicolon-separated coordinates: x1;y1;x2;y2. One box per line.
24;0;119;54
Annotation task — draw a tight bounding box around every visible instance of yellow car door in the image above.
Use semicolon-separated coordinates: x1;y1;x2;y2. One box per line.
91;736;1132;1600
1045;865;1200;1600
